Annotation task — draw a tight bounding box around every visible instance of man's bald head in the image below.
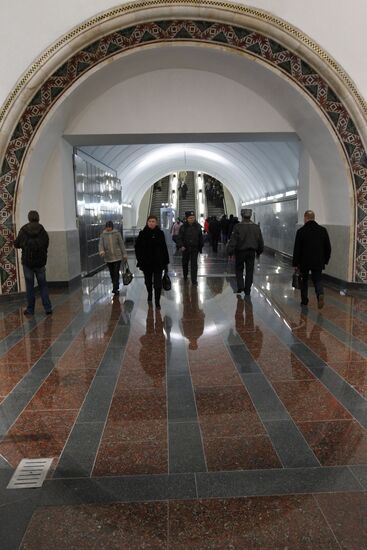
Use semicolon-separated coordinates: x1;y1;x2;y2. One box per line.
304;210;315;223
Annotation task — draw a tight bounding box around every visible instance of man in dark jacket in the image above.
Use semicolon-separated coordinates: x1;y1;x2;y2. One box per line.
292;210;331;308
227;209;264;296
14;210;52;316
176;211;204;286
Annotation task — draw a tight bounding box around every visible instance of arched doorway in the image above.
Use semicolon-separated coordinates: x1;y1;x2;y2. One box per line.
1;2;366;293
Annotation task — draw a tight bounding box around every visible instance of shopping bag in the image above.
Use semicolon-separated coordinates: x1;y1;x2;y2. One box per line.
122;261;133;286
162;271;171;291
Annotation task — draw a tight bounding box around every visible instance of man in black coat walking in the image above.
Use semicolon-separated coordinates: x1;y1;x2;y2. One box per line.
292;210;331;309
14;210;52;316
176;211;204;286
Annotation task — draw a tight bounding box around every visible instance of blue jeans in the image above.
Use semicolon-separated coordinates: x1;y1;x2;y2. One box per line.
23;265;52;314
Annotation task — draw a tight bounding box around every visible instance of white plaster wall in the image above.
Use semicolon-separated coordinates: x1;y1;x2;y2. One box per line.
0;1;366;109
67;69;293;135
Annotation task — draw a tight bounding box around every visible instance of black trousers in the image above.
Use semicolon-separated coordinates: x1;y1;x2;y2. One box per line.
182;247;199;283
300;269;323;303
143;268;163;302
211;234;220;252
235;250;255;293
107;260;121;292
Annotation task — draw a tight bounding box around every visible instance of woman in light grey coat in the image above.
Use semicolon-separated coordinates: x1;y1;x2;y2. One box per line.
99;221;128;295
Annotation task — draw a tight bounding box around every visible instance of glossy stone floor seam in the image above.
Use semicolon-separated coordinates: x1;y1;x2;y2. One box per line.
0;308;101;441
0;288;80;353
220;302;321;469
248;287;367;433
55;285;141;479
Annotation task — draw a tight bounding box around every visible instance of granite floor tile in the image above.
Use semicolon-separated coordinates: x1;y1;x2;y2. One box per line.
93;439;168;476
0;410;77;467
190;364;242;387
194;386;256;416
199;412;266;439
272;379;352;422
0;362;32;395
315;492;367;550
103;418;167;443
26;369;95;411
326;360;367;393
298;419;367;466
203;435;282;471
108;388;166;421
169;495;338;549
20;502;168;549
258;355;315;381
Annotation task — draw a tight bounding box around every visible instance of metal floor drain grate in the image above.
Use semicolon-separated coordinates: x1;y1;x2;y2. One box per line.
7;458;53;489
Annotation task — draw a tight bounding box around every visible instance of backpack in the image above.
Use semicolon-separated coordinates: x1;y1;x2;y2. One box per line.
23;232;47;268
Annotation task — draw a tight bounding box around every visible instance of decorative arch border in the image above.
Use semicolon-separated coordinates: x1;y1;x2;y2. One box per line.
1;6;367;292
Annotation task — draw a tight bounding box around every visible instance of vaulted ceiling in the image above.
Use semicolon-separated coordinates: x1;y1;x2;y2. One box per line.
81;140;300;207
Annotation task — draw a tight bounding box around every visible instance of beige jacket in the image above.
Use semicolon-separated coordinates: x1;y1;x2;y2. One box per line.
99;229;127;262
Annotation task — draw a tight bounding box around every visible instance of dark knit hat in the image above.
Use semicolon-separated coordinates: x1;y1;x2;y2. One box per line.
185;211;195;217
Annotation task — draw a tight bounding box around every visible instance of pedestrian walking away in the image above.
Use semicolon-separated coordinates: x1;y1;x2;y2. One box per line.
99;221;128;295
208;216;221;253
14;210;52;316
292;210;331;309
176;210;204;286
227;209;264;296
135;215;170;309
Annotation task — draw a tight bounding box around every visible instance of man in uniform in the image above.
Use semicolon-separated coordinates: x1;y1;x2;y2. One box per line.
227;208;264;296
177;211;204;286
292;210;331;308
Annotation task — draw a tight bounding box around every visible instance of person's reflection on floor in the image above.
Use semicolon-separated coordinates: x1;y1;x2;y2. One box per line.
235;296;263;359
139;307;166;386
164;315;173;366
120;298;134;325
206;276;224;297
181;284;205;350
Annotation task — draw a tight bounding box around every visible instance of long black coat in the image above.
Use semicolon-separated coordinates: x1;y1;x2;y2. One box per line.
292;220;331;271
135;226;169;271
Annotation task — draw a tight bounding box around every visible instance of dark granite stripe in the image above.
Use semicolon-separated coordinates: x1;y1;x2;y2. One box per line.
288;295;367;358
251;291;367;429
42;473;197;506
53;290;140;478
167;375;198;422
195;466;363;499
53;422;105;479
166;319;206;473
349;465;367;489
169;422;206;473
263;420;320;468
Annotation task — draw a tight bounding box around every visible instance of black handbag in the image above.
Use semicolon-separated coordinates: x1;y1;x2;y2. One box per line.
292;272;302;289
162;270;171;291
122;261;133;286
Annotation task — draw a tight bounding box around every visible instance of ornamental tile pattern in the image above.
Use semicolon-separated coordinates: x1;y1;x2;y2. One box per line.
1;20;367;292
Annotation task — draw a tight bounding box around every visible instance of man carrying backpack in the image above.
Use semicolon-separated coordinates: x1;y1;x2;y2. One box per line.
14;210;52;316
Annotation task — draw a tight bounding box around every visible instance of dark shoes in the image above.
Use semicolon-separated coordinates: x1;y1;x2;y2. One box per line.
23;309;34;316
192;281;198;286
317;294;324;309
155;303;161;310
112;290;119;296
300;299;309;306
235;288;245;294
45;310;52;315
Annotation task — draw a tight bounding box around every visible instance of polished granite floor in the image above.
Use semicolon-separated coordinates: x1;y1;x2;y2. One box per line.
1;245;367;548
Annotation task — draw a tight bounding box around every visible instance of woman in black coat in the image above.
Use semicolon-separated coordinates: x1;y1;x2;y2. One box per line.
135;216;169;309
